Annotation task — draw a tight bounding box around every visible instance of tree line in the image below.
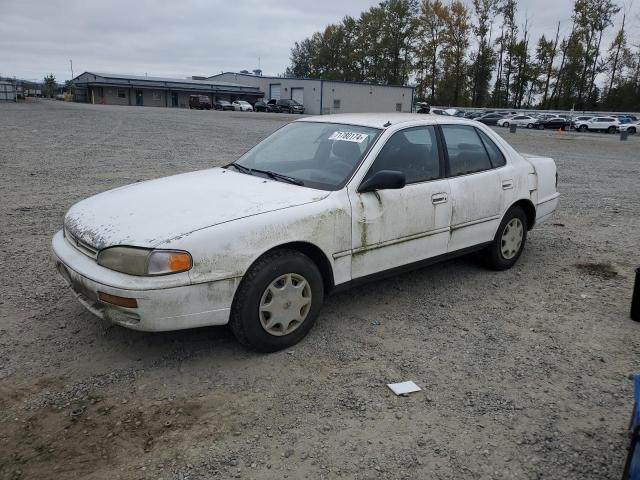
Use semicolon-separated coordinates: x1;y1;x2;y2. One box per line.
286;0;640;112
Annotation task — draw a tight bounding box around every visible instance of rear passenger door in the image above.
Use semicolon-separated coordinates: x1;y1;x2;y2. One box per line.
440;124;506;252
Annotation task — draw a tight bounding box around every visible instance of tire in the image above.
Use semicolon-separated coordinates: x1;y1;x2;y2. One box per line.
482;206;528;271
229;249;324;352
578;125;587;132
628;127;636;134
527;123;534;129
503;122;510;128
607;126;616;134
538;124;544;130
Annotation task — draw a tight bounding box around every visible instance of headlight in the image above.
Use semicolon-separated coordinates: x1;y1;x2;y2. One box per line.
97;247;192;276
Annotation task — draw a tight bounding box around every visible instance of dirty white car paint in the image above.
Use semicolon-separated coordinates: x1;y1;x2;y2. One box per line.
52;113;559;350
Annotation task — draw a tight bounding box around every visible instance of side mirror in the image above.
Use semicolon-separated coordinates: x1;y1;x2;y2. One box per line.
358;170;406;193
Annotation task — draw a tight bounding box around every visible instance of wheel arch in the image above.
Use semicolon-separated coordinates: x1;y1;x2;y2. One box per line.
509;199;536;230
240;241;335;296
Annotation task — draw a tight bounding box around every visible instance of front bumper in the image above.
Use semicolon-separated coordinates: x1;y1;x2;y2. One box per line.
51;230;237;331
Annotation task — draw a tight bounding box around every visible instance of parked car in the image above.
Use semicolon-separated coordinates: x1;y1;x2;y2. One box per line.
276;99;305;114
214;100;234;111
570;115;593;129
574;116;620;133
430;108;449;116
53;114;559;351
265;99;282;112
537;117;571;130
232;100;253;112
253;100;268;112
464;112;483;119
189;95;212;110
497;115;539;129
475;113;504;125
619;123;638;134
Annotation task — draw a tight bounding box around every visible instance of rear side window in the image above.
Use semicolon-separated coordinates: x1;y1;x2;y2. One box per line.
441;125;493;176
477;130;506;168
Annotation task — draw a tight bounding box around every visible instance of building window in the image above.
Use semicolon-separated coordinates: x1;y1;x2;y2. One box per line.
117;88;126;98
396;103;402;112
152;91;161;100
333;99;341;110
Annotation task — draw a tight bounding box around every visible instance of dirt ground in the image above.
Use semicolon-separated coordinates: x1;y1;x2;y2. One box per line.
1;100;639;480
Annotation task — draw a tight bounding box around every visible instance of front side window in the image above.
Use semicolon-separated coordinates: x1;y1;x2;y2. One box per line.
441;125;493;176
235;122;380;190
364;126;440;184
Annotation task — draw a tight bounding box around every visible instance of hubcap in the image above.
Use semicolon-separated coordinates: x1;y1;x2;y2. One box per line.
500;218;524;260
259;273;312;336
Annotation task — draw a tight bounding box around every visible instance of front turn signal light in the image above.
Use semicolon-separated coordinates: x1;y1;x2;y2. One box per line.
146;250;192;275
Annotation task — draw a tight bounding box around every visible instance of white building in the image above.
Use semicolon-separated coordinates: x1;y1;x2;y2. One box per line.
208;72;415;115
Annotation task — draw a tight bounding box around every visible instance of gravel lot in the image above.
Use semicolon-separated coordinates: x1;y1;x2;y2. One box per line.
1;100;639;480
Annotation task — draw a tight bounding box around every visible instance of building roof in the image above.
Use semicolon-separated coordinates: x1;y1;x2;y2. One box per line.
88;72;252;88
208;72;414;90
72;72;263;94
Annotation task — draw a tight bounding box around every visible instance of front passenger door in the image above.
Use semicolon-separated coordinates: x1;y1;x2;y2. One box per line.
348;125;451;279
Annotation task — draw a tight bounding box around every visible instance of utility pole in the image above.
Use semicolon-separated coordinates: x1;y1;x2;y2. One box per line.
70;59;74;79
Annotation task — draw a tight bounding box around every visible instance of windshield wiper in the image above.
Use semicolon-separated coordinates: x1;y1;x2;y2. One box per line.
225;163;303;186
225;163;252;174
252;168;304;186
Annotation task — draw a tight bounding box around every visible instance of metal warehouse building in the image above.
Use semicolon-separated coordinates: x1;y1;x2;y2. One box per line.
208;72;415;115
72;72;263;108
0;80;16;101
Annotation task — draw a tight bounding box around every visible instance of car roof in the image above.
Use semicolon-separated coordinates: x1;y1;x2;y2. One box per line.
296;113;477;129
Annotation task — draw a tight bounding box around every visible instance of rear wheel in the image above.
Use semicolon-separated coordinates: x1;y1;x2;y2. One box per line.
483;206;528;270
578;125;588;132
503;122;510;128
628;127;637;134
527;123;534;129
229;249;324;352
607;126;616;134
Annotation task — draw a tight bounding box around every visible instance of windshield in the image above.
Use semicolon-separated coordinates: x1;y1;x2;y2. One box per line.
233;122;381;190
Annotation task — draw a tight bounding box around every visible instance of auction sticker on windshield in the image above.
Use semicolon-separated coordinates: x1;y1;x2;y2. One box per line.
328;131;369;143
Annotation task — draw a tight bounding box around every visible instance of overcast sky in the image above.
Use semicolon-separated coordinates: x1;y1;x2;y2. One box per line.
1;0;638;83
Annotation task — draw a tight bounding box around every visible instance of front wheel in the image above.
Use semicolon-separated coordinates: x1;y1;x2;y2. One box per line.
229;249;324;352
503;122;510;128
607;126;616;134
482;206;528;270
628;127;636;134
527;123;534;129
578;125;587;132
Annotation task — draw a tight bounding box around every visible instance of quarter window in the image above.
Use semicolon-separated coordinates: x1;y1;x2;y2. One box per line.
477;130;506;168
441;125;493;176
364;126;440;184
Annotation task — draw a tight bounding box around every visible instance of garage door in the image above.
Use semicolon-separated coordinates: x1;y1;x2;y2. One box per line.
269;84;281;100
291;87;303;105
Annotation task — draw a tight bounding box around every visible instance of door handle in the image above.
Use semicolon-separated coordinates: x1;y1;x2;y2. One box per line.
502;179;514;190
431;193;448;204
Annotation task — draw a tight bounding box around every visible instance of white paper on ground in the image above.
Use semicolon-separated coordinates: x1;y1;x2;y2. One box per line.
387;381;421;395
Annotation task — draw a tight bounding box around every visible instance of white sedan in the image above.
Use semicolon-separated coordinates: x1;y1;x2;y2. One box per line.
232;100;253;112
619;123;638;134
497;115;539;129
52;114;559;351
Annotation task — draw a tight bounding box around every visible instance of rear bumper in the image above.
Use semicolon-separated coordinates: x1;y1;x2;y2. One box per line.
535;192;560;224
51;230;235;331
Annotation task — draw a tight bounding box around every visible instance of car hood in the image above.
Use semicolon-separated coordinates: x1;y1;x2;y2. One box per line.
64;168;329;250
